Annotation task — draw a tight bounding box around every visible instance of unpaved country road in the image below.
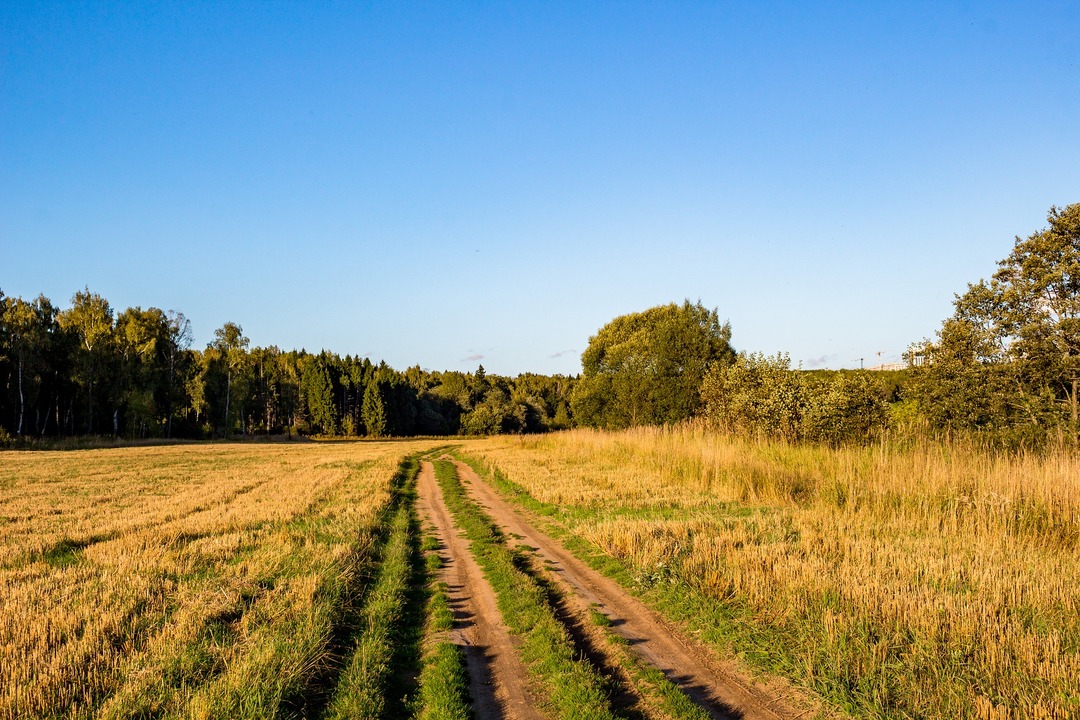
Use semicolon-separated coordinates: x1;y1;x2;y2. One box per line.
416;461;546;720
453;460;813;720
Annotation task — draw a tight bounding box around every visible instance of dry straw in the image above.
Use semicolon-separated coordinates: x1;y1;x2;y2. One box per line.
469;426;1079;719
0;441;432;720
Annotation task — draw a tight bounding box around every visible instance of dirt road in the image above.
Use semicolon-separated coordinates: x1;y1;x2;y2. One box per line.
452;460;810;720
416;461;545;720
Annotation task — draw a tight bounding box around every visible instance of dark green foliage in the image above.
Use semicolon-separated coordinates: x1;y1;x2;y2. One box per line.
57;288;114;434
906;320;1018;432
700;353;890;445
362;381;388;438
0;288;577;441
300;355;338;435
1;294;54;437
802;370;891;445
211;322;250;436
572;300;735;429
909;202;1080;443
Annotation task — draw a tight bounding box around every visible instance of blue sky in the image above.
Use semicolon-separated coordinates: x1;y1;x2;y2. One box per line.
3;1;1078;375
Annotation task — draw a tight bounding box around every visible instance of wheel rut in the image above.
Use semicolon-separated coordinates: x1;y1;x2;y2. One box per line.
416;460;545;720
452;460;814;720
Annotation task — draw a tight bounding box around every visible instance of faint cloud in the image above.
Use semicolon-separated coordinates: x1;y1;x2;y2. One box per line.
804;354;835;369
462;353;484;362
549;349;575;359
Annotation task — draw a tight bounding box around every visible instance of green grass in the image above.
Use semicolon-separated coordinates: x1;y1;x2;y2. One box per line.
322;456;422;720
583;610;712;720
413;529;472;720
171;455;425;720
432;459;617;720
448;452;716;720
453;453;835;720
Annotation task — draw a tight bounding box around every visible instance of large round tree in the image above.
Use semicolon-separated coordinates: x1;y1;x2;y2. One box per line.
571;300;735;429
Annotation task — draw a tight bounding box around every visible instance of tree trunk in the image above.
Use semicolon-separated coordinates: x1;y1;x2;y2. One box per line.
16;355;24;436
166;351;174;439
224;369;231;437
1072;377;1078;431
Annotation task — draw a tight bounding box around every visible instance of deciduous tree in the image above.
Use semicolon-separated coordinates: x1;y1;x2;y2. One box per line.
57;288;114;434
211;322;249;435
911;203;1080;438
572;301;735;428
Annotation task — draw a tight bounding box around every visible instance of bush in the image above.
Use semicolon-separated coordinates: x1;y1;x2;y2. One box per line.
701;354;890;445
802;371;889;444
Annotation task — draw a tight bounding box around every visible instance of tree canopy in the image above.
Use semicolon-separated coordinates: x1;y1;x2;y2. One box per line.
571;300;734;429
909;202;1080;440
0;287;577;441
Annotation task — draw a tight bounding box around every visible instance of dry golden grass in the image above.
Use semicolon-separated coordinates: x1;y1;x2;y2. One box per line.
466;427;1080;720
0;440;436;720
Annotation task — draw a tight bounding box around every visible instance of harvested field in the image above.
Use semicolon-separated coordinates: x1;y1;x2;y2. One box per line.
464;428;1080;720
10;430;1071;720
0;440;435;719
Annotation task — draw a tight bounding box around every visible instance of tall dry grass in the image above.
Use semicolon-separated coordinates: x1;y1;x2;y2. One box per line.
467;427;1079;719
0;440;435;719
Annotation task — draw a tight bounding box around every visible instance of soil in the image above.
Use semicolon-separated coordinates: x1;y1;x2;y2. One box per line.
416;460;546;720
451;460;820;720
416;456;824;720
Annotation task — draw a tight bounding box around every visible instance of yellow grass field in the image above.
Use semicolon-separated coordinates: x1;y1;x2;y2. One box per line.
0;440;436;720
466;427;1080;720
5;431;1077;719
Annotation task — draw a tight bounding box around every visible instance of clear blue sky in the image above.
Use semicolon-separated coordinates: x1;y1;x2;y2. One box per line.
3;2;1078;375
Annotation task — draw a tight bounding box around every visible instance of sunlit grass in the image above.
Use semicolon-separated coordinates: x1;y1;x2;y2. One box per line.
0;440;436;719
433;459;616;720
466;426;1080;720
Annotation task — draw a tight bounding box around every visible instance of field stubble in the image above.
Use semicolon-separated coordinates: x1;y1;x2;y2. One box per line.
465;427;1079;720
0;440;435;719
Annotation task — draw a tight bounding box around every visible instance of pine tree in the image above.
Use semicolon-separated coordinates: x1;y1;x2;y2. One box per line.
362;381;387;437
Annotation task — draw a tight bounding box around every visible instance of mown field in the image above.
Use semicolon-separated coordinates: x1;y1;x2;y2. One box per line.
0;440;440;720
6;431;1078;720
466;428;1080;720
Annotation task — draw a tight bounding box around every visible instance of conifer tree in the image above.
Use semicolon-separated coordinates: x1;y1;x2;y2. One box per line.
362;381;387;437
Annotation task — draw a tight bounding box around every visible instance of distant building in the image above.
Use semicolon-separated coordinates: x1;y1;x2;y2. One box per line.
868;363;907;371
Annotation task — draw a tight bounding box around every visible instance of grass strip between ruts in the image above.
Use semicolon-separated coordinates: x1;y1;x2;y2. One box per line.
432;459;617;720
413;534;471;720
453;453;844;719
451;451;732;720
583;606;713;720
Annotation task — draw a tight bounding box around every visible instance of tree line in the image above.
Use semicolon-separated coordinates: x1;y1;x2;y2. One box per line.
5;202;1075;447
565;300;900;444
568;203;1079;447
0;291;573;442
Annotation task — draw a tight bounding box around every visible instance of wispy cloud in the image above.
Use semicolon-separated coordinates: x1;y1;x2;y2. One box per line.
804;354;835;369
462;353;484;362
549;349;575;359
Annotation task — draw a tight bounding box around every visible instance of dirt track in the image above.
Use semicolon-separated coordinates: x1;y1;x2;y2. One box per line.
416;461;545;720
416;457;815;720
450;460;810;720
